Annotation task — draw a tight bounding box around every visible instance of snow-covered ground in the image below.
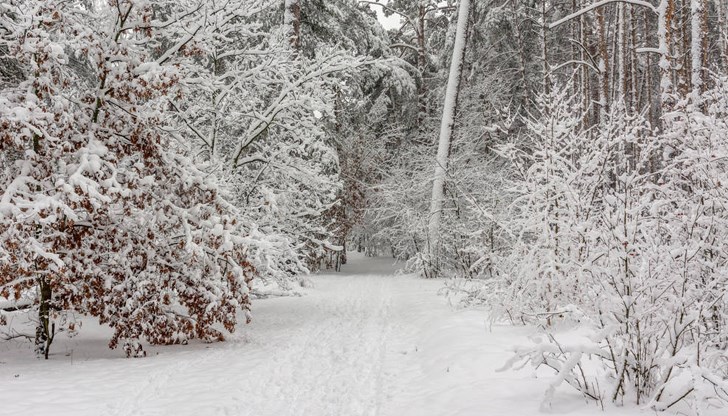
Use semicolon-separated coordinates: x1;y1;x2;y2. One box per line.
0;254;683;415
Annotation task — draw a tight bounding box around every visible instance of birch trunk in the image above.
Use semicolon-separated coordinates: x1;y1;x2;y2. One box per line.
427;0;470;278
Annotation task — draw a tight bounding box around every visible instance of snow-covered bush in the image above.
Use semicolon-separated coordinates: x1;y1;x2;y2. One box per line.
496;81;728;412
490;86;590;320
0;0;254;358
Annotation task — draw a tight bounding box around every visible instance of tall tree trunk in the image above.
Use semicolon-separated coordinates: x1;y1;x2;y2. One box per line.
718;0;728;71
541;0;550;95
690;0;707;103
417;4;428;124
643;7;658;126
679;0;691;96
596;6;609;116
658;0;675;111
284;0;301;51
571;0;580;99
617;4;626;102
629;5;639;112
427;0;470;278
512;0;530;110
581;9;592;127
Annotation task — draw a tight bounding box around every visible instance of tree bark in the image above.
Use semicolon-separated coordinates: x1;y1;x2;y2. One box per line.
417;4;428;124
596;6;609;116
658;0;675;110
719;0;728;71
284;0;301;51
690;0;707;102
35;276;52;359
541;0;550;95
427;0;470;278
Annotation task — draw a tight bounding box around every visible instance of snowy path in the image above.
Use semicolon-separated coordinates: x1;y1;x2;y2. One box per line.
2;255;649;416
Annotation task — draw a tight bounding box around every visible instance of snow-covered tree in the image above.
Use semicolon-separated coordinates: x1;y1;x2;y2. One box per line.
0;0;254;358
487;85;589;321
163;0;357;286
427;0;470;278
498;79;728;413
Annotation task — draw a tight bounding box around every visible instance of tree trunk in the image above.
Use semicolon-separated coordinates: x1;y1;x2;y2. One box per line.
596;6;609;116
511;0;529;110
541;0;550;95
658;0;675;110
719;0;728;71
417;4;428;124
629;6;639;112
427;0;470;278
617;4;626;101
284;0;301;51
580;7;592;127
571;0;579;99
690;0;707;103
35;276;52;359
679;0;691;96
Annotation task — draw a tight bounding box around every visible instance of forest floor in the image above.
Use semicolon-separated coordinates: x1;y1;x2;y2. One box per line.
0;253;689;416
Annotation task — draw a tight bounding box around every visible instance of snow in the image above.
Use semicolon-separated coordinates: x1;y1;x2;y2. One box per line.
548;0;657;29
0;254;696;415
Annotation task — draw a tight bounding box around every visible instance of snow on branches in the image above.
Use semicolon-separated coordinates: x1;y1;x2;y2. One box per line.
491;81;728;413
0;0;254;357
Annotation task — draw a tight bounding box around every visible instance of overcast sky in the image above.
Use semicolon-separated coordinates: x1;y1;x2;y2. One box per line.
369;1;401;30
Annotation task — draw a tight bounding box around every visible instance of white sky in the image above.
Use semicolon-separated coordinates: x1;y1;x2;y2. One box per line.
369;1;402;30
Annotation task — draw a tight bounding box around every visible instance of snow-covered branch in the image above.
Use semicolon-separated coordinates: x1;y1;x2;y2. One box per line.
549;0;658;29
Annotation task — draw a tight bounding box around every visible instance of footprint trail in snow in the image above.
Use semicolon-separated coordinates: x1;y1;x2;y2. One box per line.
0;254;649;416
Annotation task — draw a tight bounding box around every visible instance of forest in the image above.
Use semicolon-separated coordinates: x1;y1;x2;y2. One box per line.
2;0;728;414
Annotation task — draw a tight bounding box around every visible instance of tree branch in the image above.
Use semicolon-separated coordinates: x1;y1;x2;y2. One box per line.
358;0;419;36
549;0;657;29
